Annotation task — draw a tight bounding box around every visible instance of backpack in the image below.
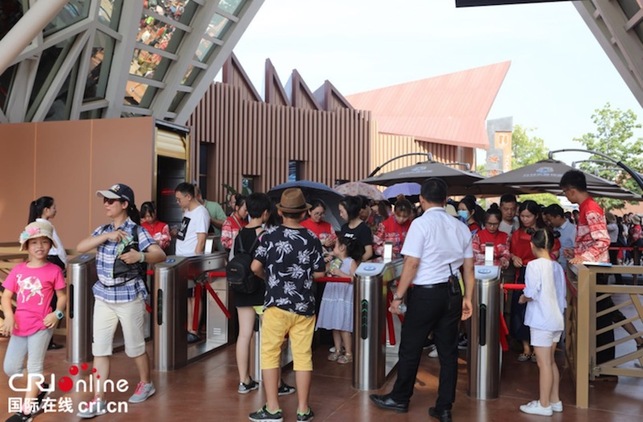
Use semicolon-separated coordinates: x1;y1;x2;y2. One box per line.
226;231;262;294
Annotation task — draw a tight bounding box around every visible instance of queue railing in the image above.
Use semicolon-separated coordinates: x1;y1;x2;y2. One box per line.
568;263;643;408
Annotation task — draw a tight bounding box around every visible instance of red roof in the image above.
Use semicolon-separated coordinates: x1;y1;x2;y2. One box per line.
345;62;511;150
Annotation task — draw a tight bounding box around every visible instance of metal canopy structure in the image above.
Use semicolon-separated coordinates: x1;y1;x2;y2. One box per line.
472;159;643;200
575;0;643;107
0;0;263;125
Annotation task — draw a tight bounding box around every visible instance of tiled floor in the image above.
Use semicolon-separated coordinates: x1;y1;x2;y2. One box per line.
1;332;642;422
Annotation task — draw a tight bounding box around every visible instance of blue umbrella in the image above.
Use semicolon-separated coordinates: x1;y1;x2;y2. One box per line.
383;182;421;201
267;180;345;230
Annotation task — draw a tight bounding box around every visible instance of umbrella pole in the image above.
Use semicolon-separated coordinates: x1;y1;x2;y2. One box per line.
368;152;433;177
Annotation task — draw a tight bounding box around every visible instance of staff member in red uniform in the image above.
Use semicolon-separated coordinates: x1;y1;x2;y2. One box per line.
472;205;510;268
373;195;413;257
560;170;621;367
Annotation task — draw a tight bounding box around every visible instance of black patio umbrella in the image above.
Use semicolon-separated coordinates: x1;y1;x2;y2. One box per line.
267;180;345;230
361;161;486;196
472;159;643;200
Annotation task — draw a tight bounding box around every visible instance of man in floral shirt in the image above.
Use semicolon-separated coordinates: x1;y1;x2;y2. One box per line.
560;169;616;367
249;188;325;422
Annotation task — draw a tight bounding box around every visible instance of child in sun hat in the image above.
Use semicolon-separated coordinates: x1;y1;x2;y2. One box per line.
1;220;67;422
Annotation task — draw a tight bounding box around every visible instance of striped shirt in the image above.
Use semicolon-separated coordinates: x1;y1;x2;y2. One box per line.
92;218;155;304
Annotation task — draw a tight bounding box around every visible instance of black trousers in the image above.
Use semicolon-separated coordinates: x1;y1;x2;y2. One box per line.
389;285;462;411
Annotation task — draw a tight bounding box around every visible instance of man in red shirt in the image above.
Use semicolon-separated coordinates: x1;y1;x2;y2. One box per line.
560;169;615;368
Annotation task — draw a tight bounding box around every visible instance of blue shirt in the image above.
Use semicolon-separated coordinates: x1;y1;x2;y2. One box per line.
92;218;155;304
554;220;576;268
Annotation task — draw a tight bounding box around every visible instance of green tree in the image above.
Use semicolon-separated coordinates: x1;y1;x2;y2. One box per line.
512;125;548;169
573;103;643;211
518;193;560;207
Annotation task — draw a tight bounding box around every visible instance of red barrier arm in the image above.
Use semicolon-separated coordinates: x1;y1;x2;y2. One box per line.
315;276;353;283
203;281;231;319
192;283;202;332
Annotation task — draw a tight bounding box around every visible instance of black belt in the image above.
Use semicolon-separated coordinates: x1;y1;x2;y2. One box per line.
413;282;448;289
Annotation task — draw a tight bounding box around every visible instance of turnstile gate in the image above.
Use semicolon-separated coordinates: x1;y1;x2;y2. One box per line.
153;252;230;371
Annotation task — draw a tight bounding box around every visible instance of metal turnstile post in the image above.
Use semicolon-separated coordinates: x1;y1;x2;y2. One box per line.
353;259;403;390
66;254;96;364
153;253;230;371
468;265;501;400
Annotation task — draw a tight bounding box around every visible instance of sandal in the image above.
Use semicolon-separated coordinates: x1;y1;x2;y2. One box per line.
517;353;531;362
337;353;353;364
328;351;341;361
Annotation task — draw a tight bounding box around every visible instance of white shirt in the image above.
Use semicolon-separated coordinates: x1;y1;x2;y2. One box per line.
523;258;566;332
175;205;210;256
401;207;473;285
37;218;67;265
499;218;519;236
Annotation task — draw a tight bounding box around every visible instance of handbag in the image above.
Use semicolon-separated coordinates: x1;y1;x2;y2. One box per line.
113;225;146;280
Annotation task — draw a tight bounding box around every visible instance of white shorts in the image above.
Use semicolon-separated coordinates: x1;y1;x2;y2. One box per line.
530;328;562;348
92;298;146;357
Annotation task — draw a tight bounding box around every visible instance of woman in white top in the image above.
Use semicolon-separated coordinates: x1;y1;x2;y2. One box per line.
28;196;67;270
518;228;566;417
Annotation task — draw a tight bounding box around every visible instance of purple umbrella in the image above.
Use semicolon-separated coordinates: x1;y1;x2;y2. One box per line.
383;183;421;201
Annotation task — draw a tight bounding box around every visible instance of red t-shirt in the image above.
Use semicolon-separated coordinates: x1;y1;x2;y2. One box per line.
373;215;413;256
576;197;610;262
141;220;170;250
301;218;334;239
472;229;511;266
511;227;561;272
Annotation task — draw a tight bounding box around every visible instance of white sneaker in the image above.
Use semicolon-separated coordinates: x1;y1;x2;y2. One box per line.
519;400;553;416
427;345;438;358
550;401;563;413
128;381;156;403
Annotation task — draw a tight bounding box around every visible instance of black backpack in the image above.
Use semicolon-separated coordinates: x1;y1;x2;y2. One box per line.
226;231;261;294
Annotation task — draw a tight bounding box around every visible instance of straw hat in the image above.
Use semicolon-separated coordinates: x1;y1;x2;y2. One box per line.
19;220;57;251
277;188;311;213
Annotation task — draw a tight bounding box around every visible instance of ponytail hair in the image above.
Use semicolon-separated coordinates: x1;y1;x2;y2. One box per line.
530;227;555;251
126;200;141;225
28;196;54;223
338;235;365;262
394;195;413;215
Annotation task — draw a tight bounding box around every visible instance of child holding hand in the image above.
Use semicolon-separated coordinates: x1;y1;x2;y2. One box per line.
316;236;364;364
1;221;67;422
518;228;566;416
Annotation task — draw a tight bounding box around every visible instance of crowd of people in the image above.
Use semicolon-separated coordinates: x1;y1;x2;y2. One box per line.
2;171;642;421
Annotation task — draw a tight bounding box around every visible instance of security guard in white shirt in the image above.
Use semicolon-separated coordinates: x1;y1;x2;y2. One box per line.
370;178;474;422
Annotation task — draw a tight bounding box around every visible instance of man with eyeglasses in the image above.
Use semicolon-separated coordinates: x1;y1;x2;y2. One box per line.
543;204;576;268
560;170;615;371
174;182;211;343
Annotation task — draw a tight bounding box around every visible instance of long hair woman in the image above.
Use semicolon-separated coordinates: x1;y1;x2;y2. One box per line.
28;196;67;271
28;196;67;350
338;195;373;261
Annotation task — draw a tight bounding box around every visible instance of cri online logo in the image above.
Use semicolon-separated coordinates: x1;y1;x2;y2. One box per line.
10;363;129;394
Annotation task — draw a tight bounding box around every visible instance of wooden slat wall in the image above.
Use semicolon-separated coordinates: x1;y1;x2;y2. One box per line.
189;83;372;202
370;128;473;173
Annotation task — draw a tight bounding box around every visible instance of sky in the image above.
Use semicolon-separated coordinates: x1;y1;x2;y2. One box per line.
230;0;642;166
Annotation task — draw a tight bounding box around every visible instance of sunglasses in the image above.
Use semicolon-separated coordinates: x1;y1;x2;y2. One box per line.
103;197;123;205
